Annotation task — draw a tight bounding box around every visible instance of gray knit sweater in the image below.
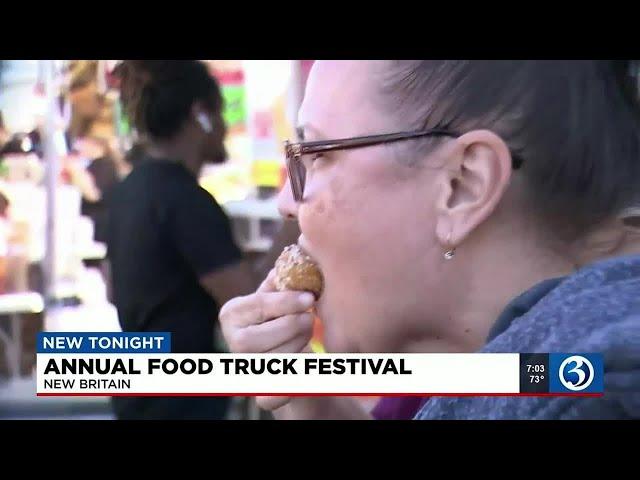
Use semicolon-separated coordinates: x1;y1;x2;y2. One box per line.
415;254;640;420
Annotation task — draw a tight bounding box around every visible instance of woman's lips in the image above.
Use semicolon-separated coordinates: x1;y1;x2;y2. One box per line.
297;235;315;260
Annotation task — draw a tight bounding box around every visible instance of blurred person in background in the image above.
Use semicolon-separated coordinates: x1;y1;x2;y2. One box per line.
65;60;131;243
66;60;104;142
220;60;640;420
73;137;121;243
0;111;9;148
107;60;254;420
122;141;149;169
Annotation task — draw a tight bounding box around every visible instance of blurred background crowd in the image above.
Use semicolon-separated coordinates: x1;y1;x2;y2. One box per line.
0;60;321;419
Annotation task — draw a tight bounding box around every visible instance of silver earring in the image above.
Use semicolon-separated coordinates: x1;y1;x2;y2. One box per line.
444;232;456;260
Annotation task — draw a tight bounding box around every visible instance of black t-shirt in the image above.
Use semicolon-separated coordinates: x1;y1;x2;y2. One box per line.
81;155;120;243
106;159;242;353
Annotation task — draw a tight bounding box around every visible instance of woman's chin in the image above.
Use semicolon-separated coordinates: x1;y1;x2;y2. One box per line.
316;321;351;354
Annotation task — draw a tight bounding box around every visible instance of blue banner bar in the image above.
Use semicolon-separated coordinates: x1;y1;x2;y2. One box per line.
549;353;604;393
37;332;171;353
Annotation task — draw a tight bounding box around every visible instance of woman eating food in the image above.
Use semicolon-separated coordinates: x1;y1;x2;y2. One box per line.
220;60;640;420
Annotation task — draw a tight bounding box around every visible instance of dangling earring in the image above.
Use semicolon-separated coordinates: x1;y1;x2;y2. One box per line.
444;232;456;260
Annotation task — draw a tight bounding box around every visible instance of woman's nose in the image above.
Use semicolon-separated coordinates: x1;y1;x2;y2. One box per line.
277;179;298;220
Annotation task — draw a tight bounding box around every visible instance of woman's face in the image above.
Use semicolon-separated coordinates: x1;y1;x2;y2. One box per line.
278;61;457;353
69;81;103;120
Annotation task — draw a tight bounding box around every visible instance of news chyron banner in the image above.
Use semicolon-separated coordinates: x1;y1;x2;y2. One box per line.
36;333;604;397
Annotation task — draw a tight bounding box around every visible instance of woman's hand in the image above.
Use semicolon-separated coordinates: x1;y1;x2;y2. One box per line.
218;269;315;410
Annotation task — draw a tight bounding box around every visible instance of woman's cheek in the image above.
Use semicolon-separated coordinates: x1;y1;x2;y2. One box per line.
298;195;333;244
297;171;329;225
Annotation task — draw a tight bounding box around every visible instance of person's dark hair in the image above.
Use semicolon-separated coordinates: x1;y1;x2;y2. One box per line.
381;60;640;237
124;141;148;166
0;190;9;218
116;60;223;140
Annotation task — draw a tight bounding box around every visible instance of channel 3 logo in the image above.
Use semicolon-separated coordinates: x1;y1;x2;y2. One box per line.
549;353;604;394
559;356;594;391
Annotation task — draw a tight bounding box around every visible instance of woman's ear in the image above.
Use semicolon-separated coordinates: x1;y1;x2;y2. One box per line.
434;129;513;247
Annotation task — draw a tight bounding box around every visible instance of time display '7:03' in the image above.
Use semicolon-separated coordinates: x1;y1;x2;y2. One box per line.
527;364;546;384
519;354;549;392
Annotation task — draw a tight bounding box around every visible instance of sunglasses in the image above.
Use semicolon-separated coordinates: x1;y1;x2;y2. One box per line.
284;129;524;202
